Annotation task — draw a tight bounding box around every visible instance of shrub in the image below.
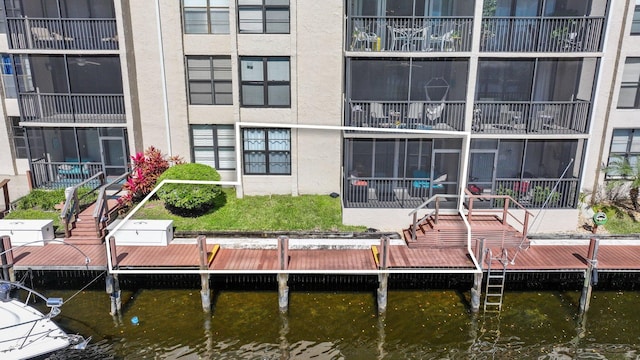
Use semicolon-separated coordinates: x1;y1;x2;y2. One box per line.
119;146;183;208
156;163;223;216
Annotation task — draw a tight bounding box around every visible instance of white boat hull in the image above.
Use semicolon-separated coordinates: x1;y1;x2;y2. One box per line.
0;299;71;360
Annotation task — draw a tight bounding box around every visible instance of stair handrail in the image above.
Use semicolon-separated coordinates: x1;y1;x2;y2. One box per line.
93;171;132;238
463;188;534;240
60;172;105;238
407;194;459;242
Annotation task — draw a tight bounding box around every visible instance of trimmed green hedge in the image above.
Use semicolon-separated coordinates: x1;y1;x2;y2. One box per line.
156;163;224;216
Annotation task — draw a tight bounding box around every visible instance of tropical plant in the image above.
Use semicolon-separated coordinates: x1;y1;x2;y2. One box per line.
532;186;561;206
156;163;224;216
494;185;517;207
119;146;183;208
602;156;640;211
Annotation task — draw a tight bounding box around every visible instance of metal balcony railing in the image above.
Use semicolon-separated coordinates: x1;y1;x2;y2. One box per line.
19;93;126;124
348;100;465;131
30;159;104;189
472;101;589;134
6;18;118;50
343;176;578;209
481;17;604;53
492;178;579;209
348;16;473;53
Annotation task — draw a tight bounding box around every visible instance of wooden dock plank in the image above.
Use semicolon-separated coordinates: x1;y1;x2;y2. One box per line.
116;244;201;267
12;244;107;270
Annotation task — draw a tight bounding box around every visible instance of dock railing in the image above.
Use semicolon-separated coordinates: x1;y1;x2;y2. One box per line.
464;188;534;241
92;171;131;239
407;194;460;242
60;172;105;238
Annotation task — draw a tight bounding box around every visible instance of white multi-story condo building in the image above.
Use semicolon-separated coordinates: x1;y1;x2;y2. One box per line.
0;0;635;232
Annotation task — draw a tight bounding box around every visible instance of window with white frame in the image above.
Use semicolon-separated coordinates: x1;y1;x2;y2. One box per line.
186;56;232;105
240;57;290;107
183;0;230;34
606;128;640;178
238;0;289;34
243;128;291;174
618;58;640;109
191;124;236;170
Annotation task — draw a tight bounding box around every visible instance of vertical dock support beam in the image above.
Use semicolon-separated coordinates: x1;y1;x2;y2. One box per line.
579;238;599;313
470;238;485;312
106;274;121;316
0;236;15;282
197;235;211;313
277;236;289;313
377;236;389;315
107;236;121;316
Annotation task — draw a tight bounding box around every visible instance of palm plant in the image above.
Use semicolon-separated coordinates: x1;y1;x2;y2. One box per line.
603;156;640;211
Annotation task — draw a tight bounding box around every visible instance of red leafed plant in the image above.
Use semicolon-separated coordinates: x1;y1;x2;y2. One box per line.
118;146;183;208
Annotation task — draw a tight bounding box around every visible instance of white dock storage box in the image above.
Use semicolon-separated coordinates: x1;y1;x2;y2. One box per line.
0;220;55;246
109;220;174;246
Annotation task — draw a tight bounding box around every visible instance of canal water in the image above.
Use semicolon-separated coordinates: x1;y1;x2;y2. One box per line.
42;286;640;359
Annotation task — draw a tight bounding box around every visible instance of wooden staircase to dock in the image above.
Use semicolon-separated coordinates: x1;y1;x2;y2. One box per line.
61;172;129;245
402;213;528;251
64;198;121;245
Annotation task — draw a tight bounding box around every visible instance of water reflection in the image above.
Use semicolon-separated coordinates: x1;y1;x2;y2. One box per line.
40;289;640;359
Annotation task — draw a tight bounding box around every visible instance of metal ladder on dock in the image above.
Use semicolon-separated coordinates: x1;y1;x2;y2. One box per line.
483;248;508;312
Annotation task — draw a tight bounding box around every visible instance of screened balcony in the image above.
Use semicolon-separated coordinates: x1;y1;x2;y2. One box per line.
14;54;125;124
480;16;604;53
4;0;117;50
347;0;473;53
474;58;596;134
347;58;468;130
472;100;589;134
348;16;473;53
480;0;607;53
19;93;125;124
6;18;118;50
347;100;464;131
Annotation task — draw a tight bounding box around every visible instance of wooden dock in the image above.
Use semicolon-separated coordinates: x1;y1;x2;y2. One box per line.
8;235;640;273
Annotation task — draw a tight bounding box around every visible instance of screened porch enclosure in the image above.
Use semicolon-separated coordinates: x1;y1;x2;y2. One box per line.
26;127;129;189
473;58;597;133
347;58;468;130
343;137;582;209
467;139;582;209
344;137;462;209
15;54;125;124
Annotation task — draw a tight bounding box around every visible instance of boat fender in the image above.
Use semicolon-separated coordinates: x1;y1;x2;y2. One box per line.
591;268;598;286
0;283;10;302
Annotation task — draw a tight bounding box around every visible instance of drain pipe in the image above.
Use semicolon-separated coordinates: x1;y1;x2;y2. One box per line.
155;0;172;156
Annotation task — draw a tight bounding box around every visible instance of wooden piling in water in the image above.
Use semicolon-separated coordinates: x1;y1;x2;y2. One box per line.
579;238;599;313
278;236;289;313
197;235;211;313
377;236;389;314
0;236;15;282
470;238;485;313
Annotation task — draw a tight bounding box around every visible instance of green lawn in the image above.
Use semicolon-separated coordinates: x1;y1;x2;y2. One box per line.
597;205;640;234
132;188;365;232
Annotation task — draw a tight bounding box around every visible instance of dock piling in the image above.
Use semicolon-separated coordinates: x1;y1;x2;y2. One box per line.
278;236;289;313
377;236;389;314
197;235;211;313
0;236;15;282
107;274;121;316
579;238;599;313
470;238;485;313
